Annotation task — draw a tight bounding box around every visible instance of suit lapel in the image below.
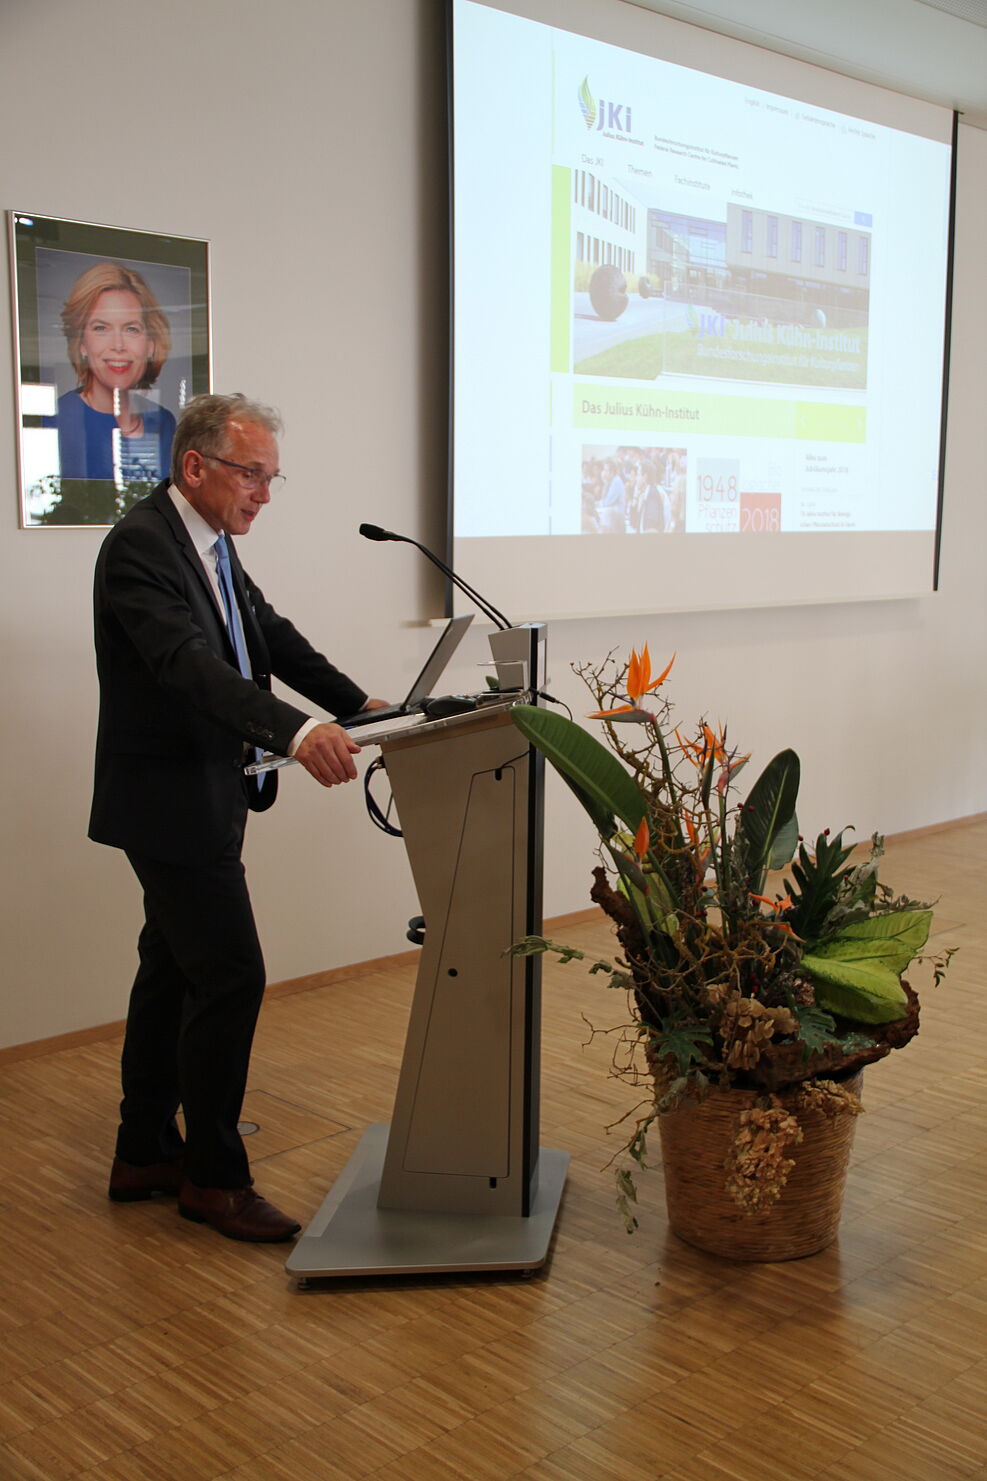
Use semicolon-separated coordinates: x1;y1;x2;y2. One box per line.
151;482;223;626
150;481;271;678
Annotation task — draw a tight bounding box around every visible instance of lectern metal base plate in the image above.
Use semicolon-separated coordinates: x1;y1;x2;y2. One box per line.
285;1123;568;1282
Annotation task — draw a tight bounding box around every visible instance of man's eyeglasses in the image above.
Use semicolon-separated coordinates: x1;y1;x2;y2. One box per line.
202;455;286;493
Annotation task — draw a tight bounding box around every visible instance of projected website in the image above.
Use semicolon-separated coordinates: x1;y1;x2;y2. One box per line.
453;1;951;549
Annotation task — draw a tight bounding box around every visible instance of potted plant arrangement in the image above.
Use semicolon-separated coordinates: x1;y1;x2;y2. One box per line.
510;649;952;1260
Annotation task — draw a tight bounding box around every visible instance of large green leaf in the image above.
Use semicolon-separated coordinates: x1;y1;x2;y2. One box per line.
609;846;679;935
511;705;646;837
735;749;800;887
801;909;931;1022
807;910;932;974
800;953;909;1023
609;845;650;900
768;812;800;871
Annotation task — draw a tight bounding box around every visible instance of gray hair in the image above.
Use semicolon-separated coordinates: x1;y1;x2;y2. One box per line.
171;392;283;484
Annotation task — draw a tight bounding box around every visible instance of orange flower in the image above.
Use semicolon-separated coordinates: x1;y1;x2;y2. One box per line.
589;647;674;719
677;723;727;768
749;893;794;916
628;645;675;705
675;728;706;765
677;722;748;794
632;816;650;860
702;723;728;765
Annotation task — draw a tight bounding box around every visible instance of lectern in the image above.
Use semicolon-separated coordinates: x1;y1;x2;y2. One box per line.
286;625;568;1281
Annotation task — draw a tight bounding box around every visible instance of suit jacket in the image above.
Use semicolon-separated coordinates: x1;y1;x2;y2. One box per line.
89;481;367;864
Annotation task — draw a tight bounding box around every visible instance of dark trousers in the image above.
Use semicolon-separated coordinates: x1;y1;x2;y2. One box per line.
116;802;265;1188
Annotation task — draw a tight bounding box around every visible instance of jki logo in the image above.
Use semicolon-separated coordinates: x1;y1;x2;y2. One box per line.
597;101;632;132
578;76;632;134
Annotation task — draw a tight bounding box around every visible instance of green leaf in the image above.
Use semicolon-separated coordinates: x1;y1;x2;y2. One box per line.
768;811;800;871
608;840;679;927
792;1004;873;1060
784;830;857;940
794;1004;840;1057
610;849;661;944
510;705;645;838
800;953;909;1023
616;1167;639;1201
735;749;800;889
810;910;932;975
507;936;614;973
508;935;558;958
801;909;931;1023
650;1021;713;1077
931;946;957;988
610;846;649;897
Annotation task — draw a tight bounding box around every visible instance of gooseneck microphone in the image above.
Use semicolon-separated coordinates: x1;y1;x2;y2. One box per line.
358;523;512;631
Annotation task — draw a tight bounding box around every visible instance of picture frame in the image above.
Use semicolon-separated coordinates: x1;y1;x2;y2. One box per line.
8;212;211;528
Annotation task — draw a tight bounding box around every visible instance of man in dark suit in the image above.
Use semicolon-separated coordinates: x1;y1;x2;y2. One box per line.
92;392;385;1242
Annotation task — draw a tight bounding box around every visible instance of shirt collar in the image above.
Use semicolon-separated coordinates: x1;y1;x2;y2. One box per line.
169;483;223;559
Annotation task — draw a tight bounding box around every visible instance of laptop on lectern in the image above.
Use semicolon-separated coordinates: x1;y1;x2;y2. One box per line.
336;614;474;728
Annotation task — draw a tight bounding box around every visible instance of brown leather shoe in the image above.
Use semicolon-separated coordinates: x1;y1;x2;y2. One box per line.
177;1182;301;1242
109;1156;184;1202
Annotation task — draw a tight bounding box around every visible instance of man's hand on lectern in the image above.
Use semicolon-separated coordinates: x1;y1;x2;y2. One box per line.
294;724;362;787
293;700;390;787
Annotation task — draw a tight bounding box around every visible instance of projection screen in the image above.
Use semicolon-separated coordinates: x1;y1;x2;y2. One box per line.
448;0;955;622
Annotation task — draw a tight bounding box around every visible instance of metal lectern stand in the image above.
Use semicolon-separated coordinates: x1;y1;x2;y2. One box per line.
286;625;568;1282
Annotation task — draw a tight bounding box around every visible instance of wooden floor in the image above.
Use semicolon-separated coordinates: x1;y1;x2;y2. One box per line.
1;822;986;1481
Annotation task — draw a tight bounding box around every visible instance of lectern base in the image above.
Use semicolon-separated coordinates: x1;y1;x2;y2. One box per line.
285;1123;569;1283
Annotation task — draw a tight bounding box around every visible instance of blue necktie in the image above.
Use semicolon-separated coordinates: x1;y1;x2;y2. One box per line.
214;535;251;679
214;534;265;786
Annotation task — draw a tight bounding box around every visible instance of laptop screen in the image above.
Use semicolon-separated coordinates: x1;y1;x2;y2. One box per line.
403;614;474;707
337;613;475;728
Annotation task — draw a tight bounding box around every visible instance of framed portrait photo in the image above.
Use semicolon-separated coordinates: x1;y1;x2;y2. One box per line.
9;212;210;528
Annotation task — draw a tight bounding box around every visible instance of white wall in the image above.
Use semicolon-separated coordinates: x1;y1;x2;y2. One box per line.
1;0;984;1050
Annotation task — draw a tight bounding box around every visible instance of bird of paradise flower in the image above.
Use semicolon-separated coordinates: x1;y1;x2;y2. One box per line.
587;644;674;722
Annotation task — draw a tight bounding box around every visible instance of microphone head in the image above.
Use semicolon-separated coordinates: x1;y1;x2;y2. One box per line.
358;523;392;541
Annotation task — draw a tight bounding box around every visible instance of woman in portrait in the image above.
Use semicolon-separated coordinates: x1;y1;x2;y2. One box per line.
44;262;176;483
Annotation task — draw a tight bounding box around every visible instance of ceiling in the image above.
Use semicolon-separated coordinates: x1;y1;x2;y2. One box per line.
631;0;987;129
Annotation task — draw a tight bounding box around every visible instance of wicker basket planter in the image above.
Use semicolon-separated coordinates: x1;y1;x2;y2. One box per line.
658;1071;864;1261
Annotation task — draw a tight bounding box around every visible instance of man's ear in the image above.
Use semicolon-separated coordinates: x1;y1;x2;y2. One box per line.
180;448;204;488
